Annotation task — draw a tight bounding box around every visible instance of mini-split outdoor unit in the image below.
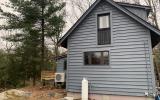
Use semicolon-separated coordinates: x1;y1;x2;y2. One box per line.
55;73;65;82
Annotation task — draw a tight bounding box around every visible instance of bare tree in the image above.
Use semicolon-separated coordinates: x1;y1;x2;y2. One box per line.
132;0;140;4
145;0;160;29
117;0;129;3
67;0;132;24
66;0;95;24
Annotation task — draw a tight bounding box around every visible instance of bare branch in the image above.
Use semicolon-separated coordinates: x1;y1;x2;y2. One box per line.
132;0;140;4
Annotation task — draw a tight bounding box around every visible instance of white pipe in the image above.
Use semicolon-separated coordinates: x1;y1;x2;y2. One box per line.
82;78;88;100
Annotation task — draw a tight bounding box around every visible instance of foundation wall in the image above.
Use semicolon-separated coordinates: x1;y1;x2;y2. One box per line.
67;92;154;100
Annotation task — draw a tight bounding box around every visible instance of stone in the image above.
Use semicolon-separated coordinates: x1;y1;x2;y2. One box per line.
0;89;29;100
54;92;65;98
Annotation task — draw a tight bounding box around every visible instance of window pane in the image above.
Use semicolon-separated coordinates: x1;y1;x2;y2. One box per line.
99;15;110;29
103;52;109;65
84;51;109;65
85;52;90;65
92;52;101;64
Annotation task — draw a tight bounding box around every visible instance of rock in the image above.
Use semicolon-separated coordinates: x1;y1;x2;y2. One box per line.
54;92;65;98
64;97;74;100
0;89;30;100
0;92;8;100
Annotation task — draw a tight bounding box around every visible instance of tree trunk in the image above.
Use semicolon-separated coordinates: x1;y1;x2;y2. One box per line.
23;78;26;86
23;71;27;86
33;76;36;86
146;0;160;29
54;44;59;58
41;0;45;71
154;12;159;29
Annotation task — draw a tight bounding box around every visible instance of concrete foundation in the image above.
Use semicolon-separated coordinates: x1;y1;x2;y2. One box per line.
67;92;154;100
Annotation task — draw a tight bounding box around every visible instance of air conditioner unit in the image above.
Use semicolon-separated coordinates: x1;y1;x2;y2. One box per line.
55;73;65;82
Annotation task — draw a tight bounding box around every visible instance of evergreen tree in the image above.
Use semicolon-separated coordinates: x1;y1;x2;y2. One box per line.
0;0;65;86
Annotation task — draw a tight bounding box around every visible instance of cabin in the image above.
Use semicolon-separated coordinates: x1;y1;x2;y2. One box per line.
58;0;160;100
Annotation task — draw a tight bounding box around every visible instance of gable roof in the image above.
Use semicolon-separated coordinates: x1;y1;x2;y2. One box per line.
59;0;160;48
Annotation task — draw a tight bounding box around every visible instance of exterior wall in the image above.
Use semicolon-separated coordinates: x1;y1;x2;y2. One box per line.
123;6;148;20
67;0;155;97
56;58;66;73
67;92;154;100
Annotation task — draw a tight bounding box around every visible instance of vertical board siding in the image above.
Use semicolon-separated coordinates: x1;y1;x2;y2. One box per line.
67;1;154;97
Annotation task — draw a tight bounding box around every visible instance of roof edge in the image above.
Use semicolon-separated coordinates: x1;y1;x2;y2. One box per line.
117;2;151;10
106;0;160;35
58;0;101;46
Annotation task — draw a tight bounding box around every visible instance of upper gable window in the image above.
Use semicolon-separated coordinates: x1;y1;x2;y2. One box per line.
98;14;111;45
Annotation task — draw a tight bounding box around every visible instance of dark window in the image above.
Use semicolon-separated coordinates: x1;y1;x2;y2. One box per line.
64;60;67;70
84;51;109;65
98;14;111;45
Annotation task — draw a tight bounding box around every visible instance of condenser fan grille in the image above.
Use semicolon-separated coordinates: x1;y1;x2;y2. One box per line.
56;74;62;81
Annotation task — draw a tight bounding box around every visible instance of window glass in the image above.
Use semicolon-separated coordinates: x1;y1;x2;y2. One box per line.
103;51;109;65
98;14;111;45
98;15;110;29
84;51;109;65
92;52;101;64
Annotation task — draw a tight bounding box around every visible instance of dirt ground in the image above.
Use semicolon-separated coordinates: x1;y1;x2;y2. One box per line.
20;86;66;100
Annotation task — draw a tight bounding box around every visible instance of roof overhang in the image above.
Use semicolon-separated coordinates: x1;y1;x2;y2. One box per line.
151;31;160;48
117;2;152;15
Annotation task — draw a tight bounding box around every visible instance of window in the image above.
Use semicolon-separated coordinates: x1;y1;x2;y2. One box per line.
98;14;111;45
84;51;109;65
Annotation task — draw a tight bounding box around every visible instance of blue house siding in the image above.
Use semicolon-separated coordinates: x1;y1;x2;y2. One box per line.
56;58;66;73
67;1;155;97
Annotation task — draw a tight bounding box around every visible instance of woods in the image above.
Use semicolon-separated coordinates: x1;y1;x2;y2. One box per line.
0;0;65;88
